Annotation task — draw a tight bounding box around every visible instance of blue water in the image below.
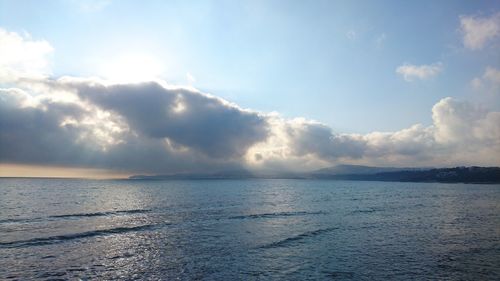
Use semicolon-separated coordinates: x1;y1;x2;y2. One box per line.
1;179;499;280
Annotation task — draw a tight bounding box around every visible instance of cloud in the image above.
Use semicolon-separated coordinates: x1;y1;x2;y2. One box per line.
0;28;53;82
471;66;500;94
68;79;269;158
244;96;500;169
396;62;443;81
1;28;499;174
243;117;369;171
0;87;96;166
2;76;499;173
430;98;500;166
0;84;254;174
460;12;500;50
432;97;499;144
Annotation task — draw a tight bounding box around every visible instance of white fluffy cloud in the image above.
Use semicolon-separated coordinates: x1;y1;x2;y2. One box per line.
471;67;500;94
396;62;443;81
245;97;500;169
0;28;53;82
460;12;500;50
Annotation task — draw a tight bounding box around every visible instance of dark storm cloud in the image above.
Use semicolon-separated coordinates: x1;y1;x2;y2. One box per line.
288;122;367;159
0;89;95;166
0;81;266;173
72;81;269;158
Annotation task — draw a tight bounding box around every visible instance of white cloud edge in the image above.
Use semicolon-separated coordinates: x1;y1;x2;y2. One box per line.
396;62;443;82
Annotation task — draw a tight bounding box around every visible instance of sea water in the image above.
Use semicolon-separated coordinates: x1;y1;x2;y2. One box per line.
1;178;499;280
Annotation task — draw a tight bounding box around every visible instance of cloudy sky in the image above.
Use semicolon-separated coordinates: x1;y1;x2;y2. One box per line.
0;0;499;178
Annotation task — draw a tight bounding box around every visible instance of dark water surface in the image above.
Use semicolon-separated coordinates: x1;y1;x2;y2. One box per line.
1;179;499;280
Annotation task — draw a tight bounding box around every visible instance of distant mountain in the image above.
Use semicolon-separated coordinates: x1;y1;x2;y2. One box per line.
311;164;423;175
307;166;500;183
129;169;255;180
129;165;500;183
351;166;500;183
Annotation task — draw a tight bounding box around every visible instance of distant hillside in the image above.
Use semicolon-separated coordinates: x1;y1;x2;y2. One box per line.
129;166;500;183
129;169;256;180
310;166;500;183
129;169;304;180
311;164;424;175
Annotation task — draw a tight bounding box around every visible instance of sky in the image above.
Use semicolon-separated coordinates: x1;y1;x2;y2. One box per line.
0;0;499;178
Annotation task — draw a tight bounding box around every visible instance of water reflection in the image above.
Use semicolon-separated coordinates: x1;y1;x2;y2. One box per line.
0;179;499;279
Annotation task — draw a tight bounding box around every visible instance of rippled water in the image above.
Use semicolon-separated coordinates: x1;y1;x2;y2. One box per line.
1;179;499;280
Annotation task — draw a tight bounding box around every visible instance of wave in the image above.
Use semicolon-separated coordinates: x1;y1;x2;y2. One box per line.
259;227;338;249
0;209;151;224
229;211;326;220
327;271;355;279
0;223;165;249
349;208;381;214
51;209;151;219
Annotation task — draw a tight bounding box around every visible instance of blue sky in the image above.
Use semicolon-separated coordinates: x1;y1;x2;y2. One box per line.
0;1;499;176
1;0;497;133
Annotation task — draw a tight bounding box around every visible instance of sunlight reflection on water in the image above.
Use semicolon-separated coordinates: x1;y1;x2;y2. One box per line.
1;179;499;280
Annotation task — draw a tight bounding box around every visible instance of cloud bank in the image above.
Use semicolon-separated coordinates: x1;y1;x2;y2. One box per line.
1;28;499;175
396;62;443;81
2;78;498;173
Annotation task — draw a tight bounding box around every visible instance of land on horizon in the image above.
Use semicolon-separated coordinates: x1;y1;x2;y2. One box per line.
128;165;500;183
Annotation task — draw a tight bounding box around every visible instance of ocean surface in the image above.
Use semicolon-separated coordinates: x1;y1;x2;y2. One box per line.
0;179;499;280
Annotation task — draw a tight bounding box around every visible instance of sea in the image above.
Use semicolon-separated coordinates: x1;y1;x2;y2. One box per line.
0;178;499;280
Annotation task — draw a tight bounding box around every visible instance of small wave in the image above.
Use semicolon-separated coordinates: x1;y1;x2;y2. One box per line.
0;223;165;249
259;227;338;249
51;209;151;219
0;209;151;224
327;271;354;279
349;208;381;214
229;211;326;220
